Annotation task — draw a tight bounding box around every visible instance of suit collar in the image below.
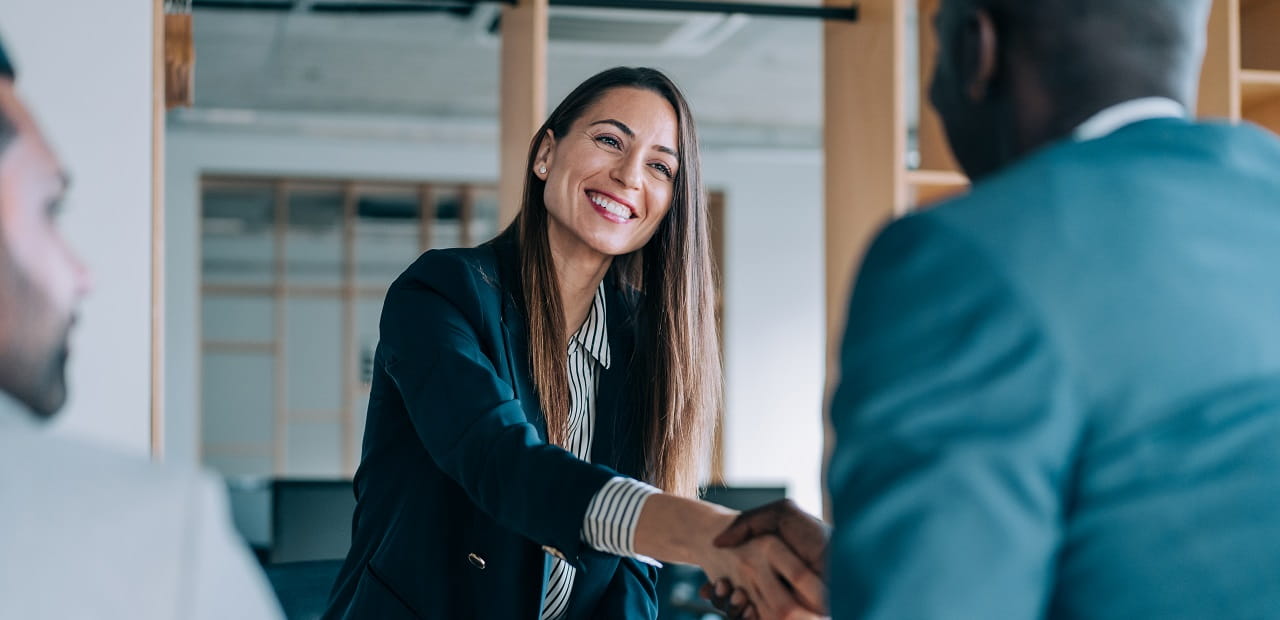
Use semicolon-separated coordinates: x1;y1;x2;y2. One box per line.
1073;97;1187;142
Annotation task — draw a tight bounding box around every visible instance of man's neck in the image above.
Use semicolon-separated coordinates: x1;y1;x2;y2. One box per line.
547;232;611;336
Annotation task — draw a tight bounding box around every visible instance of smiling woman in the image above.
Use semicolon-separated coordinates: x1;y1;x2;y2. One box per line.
324;67;824;620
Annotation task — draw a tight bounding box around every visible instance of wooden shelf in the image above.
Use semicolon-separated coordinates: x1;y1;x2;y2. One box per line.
1241;69;1280;109
906;168;969;188
906;169;970;207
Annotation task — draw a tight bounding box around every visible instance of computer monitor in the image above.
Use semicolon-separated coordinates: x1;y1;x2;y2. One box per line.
270;480;356;564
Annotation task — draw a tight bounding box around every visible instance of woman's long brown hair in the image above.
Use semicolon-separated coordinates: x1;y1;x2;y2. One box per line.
503;67;720;498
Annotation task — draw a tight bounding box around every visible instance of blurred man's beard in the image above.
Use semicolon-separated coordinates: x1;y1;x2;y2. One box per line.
29;326;71;418
0;250;72;419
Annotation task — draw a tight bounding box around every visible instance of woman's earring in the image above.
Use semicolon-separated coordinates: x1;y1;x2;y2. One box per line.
539;166;547;175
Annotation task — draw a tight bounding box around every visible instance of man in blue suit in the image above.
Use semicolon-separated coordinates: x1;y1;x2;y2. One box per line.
826;0;1280;618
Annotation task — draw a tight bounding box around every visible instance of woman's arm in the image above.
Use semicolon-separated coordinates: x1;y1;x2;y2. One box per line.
380;257;617;568
591;559;660;619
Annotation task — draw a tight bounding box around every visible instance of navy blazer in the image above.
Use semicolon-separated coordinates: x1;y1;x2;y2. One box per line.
829;119;1280;619
325;235;658;619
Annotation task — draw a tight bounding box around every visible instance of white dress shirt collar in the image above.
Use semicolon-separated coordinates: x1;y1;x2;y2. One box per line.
1072;97;1187;142
568;282;611;370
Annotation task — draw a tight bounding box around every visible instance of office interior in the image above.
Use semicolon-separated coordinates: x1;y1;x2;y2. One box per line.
4;0;1277;618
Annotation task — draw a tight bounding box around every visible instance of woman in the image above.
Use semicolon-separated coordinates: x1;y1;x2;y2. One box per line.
325;67;821;620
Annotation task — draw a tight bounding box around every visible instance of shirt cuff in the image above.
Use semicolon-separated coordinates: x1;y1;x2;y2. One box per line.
581;477;663;567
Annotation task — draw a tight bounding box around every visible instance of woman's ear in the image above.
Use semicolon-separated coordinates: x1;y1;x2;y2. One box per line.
533;129;556;180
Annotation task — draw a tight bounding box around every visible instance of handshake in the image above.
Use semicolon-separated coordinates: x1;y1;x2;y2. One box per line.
697;500;831;620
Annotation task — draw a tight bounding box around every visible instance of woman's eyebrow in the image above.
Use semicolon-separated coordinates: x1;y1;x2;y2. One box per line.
590;119;678;157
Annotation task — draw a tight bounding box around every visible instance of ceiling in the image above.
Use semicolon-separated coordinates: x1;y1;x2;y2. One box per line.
179;2;844;147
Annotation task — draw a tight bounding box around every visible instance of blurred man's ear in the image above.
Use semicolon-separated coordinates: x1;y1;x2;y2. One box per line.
962;8;1000;103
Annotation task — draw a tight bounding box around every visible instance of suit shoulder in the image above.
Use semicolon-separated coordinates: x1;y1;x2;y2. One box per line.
399;246;499;286
2;429;199;490
0;428;211;547
392;246;503;301
381;246;508;333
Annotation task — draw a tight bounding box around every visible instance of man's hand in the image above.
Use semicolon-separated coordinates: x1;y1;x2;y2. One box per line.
713;499;831;577
700;578;753;619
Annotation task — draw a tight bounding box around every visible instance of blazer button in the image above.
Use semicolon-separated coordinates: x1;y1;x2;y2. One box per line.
467;553;487;570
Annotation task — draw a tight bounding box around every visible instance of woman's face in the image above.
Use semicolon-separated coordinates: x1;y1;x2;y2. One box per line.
536;87;680;261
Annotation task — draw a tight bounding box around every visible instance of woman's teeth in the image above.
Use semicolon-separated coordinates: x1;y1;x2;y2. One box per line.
590;192;632;219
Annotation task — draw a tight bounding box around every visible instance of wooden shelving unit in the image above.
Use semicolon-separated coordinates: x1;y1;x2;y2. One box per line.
909;0;969;211
1204;0;1280;132
905;168;969;205
1240;0;1280;132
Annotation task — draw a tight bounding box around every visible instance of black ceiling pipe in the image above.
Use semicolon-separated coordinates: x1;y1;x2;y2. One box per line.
549;0;857;21
192;0;859;21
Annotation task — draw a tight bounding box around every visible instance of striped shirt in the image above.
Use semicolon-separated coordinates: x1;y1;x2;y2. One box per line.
540;283;662;620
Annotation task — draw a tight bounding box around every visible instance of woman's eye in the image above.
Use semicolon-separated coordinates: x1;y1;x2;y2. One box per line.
650;162;674;178
596;135;622;149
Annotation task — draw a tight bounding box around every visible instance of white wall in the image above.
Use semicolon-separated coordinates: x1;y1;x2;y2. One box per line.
166;126;825;514
708;151;825;514
1;1;155;455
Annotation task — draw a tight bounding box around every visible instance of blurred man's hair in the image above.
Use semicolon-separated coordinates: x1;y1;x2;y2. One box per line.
986;0;1210;98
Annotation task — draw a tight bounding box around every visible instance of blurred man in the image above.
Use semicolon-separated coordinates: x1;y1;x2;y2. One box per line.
828;0;1280;618
0;38;282;619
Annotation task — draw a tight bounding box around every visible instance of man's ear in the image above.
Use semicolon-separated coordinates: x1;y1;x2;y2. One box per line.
533;129;555;180
963;8;1000;102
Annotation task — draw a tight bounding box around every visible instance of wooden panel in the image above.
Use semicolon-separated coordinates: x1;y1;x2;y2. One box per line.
1242;0;1280;70
273;182;288;475
1241;69;1280;109
1199;0;1241;120
152;0;166;460
907;169;970;208
1245;91;1280;133
915;0;960;173
419;184;436;252
204;341;275;354
499;0;548;229
824;0;906;372
164;13;194;108
460;185;475;247
203;442;274;456
824;0;907;516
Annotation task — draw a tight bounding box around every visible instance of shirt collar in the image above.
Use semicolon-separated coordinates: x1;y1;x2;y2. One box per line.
1073;97;1187;142
569;282;611;369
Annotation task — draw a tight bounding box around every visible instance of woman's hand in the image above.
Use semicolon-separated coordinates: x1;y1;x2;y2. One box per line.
699;534;826;619
632;494;826;619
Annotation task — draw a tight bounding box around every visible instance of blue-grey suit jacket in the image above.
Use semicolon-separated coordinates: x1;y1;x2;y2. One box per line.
829;118;1280;619
324;235;658;619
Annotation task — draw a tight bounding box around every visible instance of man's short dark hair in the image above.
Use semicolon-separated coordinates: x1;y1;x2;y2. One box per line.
981;0;1211;102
